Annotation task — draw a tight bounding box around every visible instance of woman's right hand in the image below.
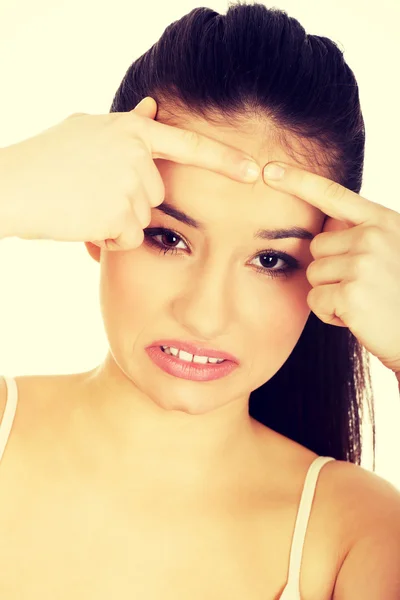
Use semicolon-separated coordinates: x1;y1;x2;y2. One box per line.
1;97;261;250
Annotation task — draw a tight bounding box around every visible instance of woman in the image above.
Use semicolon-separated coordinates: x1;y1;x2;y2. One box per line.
0;2;399;598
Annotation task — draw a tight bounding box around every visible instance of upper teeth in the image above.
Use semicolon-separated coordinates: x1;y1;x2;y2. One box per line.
161;346;225;364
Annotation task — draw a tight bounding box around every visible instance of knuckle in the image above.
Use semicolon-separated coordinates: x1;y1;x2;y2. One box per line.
128;111;147;135
309;234;321;257
306;261;316;282
354;253;374;276
131;140;149;161
141;214;152;228
120;197;134;220
154;181;166;206
291;169;310;196
361;225;382;248
135;206;151;229
122;169;141;197
324;181;347;203
382;206;400;230
182;128;201;151
149;170;166;207
342;280;361;306
150;191;165;207
309;231;330;258
143;176;165;208
141;195;152;217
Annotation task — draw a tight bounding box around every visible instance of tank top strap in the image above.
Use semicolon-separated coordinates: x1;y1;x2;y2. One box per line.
284;455;336;594
0;377;18;464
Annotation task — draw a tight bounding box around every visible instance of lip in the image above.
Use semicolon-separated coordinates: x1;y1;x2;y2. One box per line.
147;339;239;364
146;346;239;382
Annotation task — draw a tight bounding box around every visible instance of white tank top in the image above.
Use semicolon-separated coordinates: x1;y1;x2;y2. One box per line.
0;375;335;598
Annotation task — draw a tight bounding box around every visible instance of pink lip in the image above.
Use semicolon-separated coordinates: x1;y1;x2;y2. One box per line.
145;346;239;382
147;339;239;364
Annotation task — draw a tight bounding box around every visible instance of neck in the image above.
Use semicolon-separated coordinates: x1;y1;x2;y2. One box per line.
73;353;273;496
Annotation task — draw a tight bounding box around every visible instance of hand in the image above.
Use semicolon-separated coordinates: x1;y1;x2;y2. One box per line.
0;97;260;250
263;161;400;374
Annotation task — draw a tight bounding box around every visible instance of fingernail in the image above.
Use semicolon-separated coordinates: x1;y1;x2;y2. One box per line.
242;161;261;181
264;163;285;180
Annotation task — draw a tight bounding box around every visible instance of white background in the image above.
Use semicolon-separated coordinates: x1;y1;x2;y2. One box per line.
0;0;399;489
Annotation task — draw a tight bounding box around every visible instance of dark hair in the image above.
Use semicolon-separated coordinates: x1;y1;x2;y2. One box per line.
109;1;375;469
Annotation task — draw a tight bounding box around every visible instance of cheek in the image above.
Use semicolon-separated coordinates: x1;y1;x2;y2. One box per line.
243;279;311;382
99;250;173;324
244;271;311;333
253;290;309;344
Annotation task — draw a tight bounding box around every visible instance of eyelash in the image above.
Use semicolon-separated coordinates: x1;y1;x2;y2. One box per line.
143;227;301;280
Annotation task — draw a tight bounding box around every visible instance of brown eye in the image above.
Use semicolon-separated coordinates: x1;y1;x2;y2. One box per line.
250;250;301;280
144;227;188;255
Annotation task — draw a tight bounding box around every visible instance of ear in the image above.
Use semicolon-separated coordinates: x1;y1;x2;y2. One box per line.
84;241;101;263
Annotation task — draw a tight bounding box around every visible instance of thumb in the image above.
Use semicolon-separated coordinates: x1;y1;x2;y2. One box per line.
131;96;158;120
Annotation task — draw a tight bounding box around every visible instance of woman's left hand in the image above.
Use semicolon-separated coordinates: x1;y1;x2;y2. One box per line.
263;161;400;375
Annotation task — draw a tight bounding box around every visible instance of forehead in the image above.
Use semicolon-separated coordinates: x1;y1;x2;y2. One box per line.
156;108;329;178
153;110;327;229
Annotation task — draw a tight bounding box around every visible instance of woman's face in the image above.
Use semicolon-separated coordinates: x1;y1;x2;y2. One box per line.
86;116;327;416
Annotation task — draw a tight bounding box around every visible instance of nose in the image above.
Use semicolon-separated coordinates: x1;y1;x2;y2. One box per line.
171;260;235;341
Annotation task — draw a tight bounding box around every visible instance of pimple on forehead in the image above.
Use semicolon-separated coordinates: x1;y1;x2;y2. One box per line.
156;112;329;181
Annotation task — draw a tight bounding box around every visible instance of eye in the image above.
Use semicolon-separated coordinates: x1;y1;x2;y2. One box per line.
143;227;301;280
144;227;187;255
250;251;301;279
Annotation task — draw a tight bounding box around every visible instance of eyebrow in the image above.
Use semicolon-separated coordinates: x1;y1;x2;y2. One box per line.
154;202;315;241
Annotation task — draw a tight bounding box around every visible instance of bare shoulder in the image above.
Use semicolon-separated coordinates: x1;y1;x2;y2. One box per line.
329;458;400;536
320;455;400;592
270;431;400;570
321;455;400;538
0;372;76;420
328;461;400;598
0;373;84;465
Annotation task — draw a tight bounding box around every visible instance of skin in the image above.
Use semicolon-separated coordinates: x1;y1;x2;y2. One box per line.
78;113;328;500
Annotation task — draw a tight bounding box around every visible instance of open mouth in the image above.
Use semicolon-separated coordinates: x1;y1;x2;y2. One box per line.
160;346;227;364
146;346;238;382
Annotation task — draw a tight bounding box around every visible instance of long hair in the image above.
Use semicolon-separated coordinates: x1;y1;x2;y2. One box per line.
109;1;375;469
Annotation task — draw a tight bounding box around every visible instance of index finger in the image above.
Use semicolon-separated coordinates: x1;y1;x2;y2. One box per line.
144;117;261;183
263;162;381;226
